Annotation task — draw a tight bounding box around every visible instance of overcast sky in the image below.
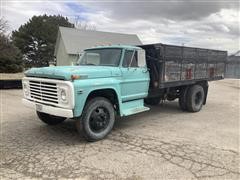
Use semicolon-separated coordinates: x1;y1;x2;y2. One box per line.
1;0;239;54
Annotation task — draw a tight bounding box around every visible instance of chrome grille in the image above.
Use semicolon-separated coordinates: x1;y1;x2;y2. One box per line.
29;80;58;104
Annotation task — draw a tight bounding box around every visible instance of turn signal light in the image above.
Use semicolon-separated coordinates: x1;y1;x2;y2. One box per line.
71;75;81;80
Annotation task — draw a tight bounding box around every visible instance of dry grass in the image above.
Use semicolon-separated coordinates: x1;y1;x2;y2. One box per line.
0;73;24;80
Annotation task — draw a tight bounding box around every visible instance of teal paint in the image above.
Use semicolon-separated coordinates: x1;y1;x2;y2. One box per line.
25;45;150;117
120;48;149;102
121;99;150;116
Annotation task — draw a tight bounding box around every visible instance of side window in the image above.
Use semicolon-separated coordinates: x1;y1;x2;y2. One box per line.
122;50;138;67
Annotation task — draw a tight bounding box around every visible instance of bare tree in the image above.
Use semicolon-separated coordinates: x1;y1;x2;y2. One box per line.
0;17;8;34
74;16;96;31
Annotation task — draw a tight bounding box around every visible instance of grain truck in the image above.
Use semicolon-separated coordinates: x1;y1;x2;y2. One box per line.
22;44;227;141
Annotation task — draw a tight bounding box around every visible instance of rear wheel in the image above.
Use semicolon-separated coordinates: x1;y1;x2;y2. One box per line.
186;85;205;112
179;87;189;111
76;97;115;142
144;97;161;105
36;111;66;125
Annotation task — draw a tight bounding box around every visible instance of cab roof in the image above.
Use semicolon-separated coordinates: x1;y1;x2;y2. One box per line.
85;45;141;51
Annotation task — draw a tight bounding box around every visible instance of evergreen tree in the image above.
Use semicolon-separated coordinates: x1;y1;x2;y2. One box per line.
0;18;23;73
12;14;74;67
0;34;23;73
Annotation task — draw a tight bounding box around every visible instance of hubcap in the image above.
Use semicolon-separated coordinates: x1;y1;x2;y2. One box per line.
195;92;202;105
89;107;110;133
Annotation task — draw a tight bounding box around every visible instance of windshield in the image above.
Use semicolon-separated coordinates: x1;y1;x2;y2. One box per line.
78;48;122;66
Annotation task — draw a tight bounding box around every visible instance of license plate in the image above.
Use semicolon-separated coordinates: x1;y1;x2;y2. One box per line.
36;104;43;111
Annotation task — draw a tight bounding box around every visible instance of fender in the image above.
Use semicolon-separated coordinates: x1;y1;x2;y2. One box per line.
73;77;122;117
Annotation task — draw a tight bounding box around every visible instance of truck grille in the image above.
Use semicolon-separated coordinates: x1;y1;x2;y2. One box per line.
29;80;58;104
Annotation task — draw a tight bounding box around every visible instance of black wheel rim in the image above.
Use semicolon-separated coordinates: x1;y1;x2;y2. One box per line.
195;92;203;105
89;106;110;133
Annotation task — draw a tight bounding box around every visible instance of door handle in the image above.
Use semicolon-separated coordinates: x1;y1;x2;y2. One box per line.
142;69;149;73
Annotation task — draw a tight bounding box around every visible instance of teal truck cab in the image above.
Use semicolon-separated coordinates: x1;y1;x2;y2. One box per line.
22;44;227;141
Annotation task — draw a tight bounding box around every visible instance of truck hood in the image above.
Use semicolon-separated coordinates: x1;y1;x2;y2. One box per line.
25;66;119;80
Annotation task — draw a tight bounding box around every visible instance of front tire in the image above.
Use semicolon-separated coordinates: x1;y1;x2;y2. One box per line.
76;97;115;142
36;111;66;125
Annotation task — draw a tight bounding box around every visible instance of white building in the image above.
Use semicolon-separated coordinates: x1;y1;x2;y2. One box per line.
226;51;240;79
54;27;142;66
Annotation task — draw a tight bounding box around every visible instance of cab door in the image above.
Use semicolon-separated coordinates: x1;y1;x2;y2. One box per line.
120;49;150;102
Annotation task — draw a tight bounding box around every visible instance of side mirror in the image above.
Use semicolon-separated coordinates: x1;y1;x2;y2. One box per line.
138;49;146;67
76;52;83;65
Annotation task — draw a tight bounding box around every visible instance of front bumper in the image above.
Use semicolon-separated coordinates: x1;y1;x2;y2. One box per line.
22;98;74;118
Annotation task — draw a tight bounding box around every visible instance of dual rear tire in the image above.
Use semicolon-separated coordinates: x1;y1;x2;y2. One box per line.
179;84;205;112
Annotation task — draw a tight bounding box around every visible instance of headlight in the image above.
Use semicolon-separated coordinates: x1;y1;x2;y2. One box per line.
23;82;29;96
60;89;67;101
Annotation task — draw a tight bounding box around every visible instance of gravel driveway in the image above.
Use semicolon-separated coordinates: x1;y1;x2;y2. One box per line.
0;79;239;179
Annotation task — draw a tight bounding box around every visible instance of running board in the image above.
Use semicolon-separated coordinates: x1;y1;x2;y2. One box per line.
121;99;150;116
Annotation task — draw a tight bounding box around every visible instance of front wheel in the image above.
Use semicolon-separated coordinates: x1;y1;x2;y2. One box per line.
76;97;115;142
36;111;66;125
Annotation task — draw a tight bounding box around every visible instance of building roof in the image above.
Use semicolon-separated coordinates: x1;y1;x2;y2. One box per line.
230;50;240;56
228;50;240;63
55;26;142;55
